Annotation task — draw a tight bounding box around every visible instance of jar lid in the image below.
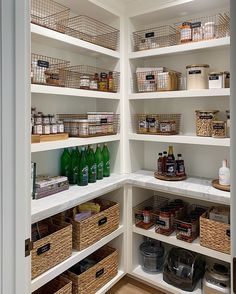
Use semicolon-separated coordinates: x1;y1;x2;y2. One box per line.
212;120;226;124
205;22;215;26
209;72;223;75
77;119;89;123
186;64;209;68
57;120;64;123
195;110;219;113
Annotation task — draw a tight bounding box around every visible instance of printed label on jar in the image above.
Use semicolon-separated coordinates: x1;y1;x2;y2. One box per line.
189;70;202;75
199;115;213;119
191;21;201;28
209;75;220;80
157;162;162;175
146;74;155;80
57;124;64;133
177;224;191;237
33;124;42;135
213;125;224;130
37;60;49;68
90;81;98;90
157;217;169;229
160;124;171;132
139;120;148;129
145;32;155;38
50;124;57;134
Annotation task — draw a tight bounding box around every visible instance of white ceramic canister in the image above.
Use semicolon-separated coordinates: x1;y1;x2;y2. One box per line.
186;64;209;90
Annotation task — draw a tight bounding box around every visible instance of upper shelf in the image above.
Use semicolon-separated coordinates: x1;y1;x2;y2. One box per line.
31;84;120;100
31;24;120;59
129;37;230;59
129;88;230;100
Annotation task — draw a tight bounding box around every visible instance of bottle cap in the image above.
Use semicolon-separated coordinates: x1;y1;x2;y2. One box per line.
163;151;167;154
177;154;182;157
158;153;162;156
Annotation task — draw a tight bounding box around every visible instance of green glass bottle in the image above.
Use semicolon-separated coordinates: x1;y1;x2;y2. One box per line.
87;146;97;183
70;148;79;185
60;148;71;180
102;144;110;177
95;144;103;180
78;147;88;186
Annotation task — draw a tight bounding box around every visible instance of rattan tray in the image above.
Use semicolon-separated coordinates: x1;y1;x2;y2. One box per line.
154;171;187;181
212;179;230;192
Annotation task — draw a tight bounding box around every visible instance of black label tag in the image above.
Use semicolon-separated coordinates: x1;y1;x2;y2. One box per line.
98;217;107;226
209;75;219;80
213;125;224;130
156;219;166;226
100;72;107;78
37;60;49;68
191;22;201;28
37;243;50;255
146;118;155;123
189;70;201;75
100;118;108;124
96;268;104;278
199;115;213;119
177;225;189;232
146;74;155;80
145;32;155;38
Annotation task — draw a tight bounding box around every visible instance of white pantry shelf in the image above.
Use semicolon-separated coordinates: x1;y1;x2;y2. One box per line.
31;24;120;59
95;270;125;294
31;84;120;100
31;173;127;223
129;37;230;59
129;133;230;147
129;88;230;100
133;226;231;263
131;266;202;294
129;170;230;205
31;135;120;153
31;226;124;292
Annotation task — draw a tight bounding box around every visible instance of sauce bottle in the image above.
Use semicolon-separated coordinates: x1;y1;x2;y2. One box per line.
176;154;185;177
166;146;176;177
108;71;114;92
157;153;163;175
162;151;167;174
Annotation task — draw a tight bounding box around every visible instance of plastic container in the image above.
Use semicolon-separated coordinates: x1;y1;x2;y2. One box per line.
195;110;219;137
186;64;209;90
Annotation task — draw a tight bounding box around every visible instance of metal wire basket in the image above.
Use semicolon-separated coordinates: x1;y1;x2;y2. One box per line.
59;65;120;92
135;113;182;135
58;15;119;51
57;113;120;138
31;53;70;86
31;0;70;33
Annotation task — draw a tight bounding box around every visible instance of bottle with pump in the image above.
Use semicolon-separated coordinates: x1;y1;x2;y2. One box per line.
219;159;230;186
176;154;185;177
102;144;110;177
78;147;88;186
95;144;103;180
157;153;163;175
166;146;176;177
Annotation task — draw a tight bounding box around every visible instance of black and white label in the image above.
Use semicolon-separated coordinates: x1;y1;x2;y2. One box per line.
98;217;107;226
37;243;50;255
37;60;49;68
189;70;201;75
213;125;224;130
156;219;166;226
209;75;219;80
199;115;213;119
191;22;201;28
177;225;188;232
146;74;155;80
145;32;155;38
96;268;104;278
100;118;108;124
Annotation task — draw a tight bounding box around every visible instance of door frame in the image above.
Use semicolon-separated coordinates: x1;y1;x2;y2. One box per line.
0;0;31;293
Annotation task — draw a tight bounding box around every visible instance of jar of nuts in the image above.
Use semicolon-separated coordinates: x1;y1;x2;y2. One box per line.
195;110;219;137
212;121;227;138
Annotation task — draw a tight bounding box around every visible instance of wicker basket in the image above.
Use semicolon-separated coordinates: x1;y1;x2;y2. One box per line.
65;245;118;294
31;53;70;86
66;199;119;251
200;210;230;254
31;222;72;279
58;15;119;51
136;113;182;135
31;0;70;33
33;275;72;294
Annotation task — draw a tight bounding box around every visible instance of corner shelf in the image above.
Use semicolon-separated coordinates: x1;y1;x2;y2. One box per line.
129;133;230;147
129;88;230;100
31;24;120;59
31;135;120;153
31;84;120;100
31;226;124;292
129;37;230;59
133;226;231;263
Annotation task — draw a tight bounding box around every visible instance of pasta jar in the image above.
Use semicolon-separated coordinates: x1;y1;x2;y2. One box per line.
204;22;216;40
186;64;209;90
78;119;89;137
212;121;227;138
180;22;192;43
138;115;148;133
209;72;223;89
195;110;219;137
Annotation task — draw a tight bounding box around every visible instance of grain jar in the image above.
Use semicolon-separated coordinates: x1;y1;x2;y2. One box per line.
186;64;209;90
195;110;219;137
211;121;227;138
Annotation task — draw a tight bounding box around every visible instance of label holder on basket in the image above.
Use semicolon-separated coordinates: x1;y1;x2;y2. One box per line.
96;268;105;278
37;243;51;255
98;217;107;226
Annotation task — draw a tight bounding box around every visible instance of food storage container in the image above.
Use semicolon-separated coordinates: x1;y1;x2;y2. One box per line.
204;21;216;39
209;72;224;89
147;115;159;133
195;110;219;137
186;64;209;90
180;22;192;43
212;121;227;138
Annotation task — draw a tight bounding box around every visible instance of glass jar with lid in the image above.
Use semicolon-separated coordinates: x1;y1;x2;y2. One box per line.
186;64;209;90
180;22;192;43
77;119;89;137
42;124;50;135
79;75;90;89
34;113;43;125
211;121;227;138
42;115;50;125
195;110;219;137
57;121;64;133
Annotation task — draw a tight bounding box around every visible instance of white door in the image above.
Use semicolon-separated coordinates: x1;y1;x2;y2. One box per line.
0;0;31;293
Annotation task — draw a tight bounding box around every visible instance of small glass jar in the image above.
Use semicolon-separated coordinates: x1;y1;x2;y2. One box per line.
50;124;58;134
49;114;56;124
138;116;148;133
42;115;50;125
180;22;192;43
195;110;219;137
147;115;159;133
209;72;223;89
99;72;108;91
33;124;42;135
192;24;203;42
78;119;89;137
34;113;43;125
204;21;216;40
160;120;176;133
186;64;209;90
212;121;227;138
42;124;50;135
156;207;172;235
57;121;64;133
79;75;90;89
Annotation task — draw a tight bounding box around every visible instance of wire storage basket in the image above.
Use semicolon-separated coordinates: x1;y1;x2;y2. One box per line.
134;67;181;93
59;65;120;92
133;25;179;51
31;53;70;86
57;113;120;138
58;15;119;51
31;0;70;33
136;113;182;135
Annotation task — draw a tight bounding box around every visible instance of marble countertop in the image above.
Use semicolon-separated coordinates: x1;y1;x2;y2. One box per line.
32;170;230;223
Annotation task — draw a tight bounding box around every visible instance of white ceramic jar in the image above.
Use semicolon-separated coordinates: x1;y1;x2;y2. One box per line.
186;64;209;90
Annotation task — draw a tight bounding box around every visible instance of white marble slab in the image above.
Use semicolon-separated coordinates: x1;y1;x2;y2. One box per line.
129;170;230;205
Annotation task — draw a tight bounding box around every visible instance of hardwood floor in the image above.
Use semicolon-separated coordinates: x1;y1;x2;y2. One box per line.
106;276;166;294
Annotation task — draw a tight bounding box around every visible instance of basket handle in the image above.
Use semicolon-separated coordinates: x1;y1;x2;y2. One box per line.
37;243;51;256
96;268;104;278
98;217;107;226
226;229;230;237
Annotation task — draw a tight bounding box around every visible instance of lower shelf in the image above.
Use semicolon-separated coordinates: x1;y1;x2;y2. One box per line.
133;225;231;263
31;225;124;292
131;266;202;294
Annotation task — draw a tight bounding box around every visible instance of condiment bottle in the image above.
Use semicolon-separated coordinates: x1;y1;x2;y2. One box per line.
143;208;151;224
78;147;88;186
99;72;108;91
108;71;114;92
166;146;176;177
87;146;97;183
176;154;185;177
219;159;230;186
95;144;103;180
102;144;110;177
180;22;192;43
157;153;163;175
90;73;99;90
162;151;167;174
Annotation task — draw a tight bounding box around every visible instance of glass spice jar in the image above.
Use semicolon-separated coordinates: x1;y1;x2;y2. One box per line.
33;124;43;135
57;121;64;133
90;73;99;90
78;119;89;137
180;22;192;43
42;124;50;135
79;75;90;89
211;121;227;138
50;124;58;134
34;113;43;125
99;72;108;91
42;115;50;125
49;114;56;124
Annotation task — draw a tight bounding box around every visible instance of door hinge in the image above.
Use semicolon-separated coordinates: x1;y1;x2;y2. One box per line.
234;258;236;293
25;238;33;257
